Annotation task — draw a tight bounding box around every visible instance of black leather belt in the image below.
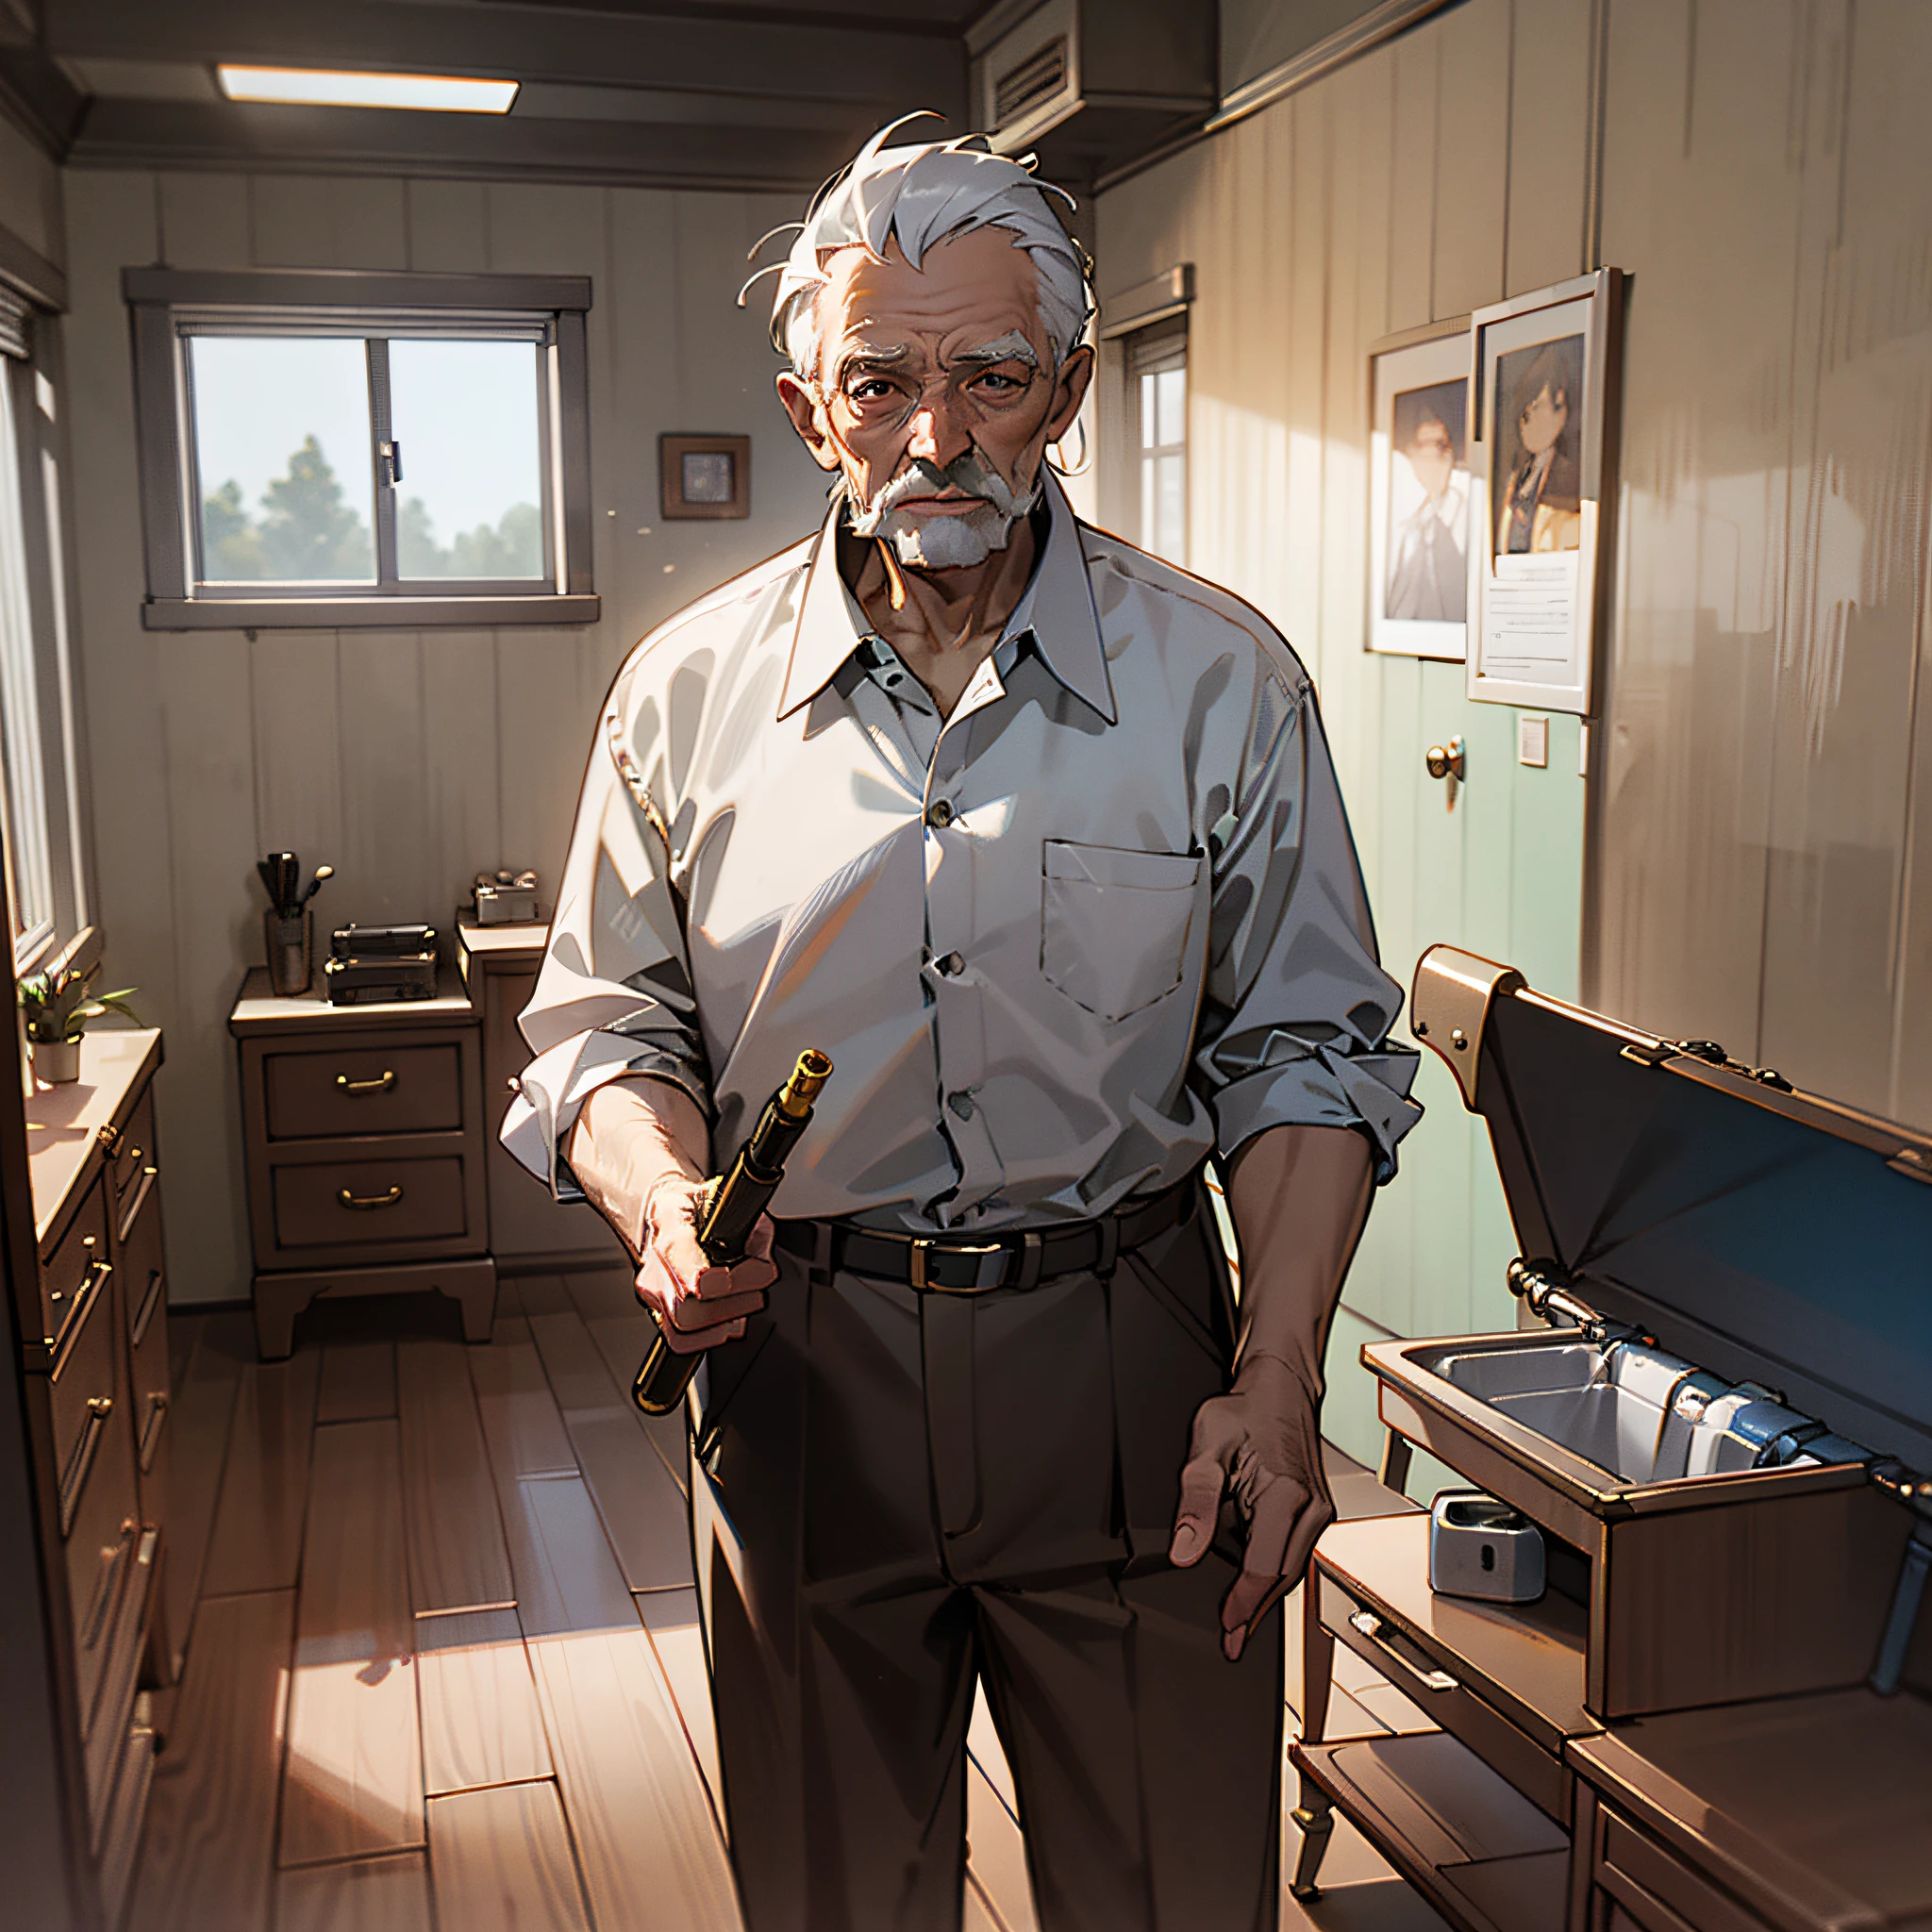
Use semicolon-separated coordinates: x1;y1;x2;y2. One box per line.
773;1176;1197;1294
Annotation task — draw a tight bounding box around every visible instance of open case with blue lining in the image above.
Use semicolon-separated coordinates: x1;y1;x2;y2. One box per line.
1369;946;1932;1720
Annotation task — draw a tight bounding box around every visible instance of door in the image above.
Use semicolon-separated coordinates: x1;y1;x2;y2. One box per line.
1324;651;1588;1480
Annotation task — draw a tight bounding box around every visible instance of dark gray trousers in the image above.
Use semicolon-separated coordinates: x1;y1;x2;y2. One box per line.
688;1188;1283;1932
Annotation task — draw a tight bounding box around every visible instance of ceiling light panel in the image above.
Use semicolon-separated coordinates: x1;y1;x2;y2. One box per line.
215;66;520;114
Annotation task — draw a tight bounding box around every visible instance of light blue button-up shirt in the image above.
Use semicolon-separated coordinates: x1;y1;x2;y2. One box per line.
503;475;1420;1232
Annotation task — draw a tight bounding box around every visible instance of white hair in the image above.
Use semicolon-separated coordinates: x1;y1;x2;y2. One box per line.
751;122;1094;382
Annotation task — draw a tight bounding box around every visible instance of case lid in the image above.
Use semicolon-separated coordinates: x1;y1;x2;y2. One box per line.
1413;947;1932;1474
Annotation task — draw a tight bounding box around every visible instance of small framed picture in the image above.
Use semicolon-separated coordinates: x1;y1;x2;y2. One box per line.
1467;268;1624;713
1368;320;1476;661
660;434;751;521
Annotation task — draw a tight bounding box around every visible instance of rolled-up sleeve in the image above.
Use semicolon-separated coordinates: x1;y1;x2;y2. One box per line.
1192;677;1422;1183
501;676;711;1201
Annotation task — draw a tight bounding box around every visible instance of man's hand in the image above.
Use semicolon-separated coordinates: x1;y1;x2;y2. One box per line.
1168;1351;1335;1661
568;1077;777;1353
634;1174;779;1353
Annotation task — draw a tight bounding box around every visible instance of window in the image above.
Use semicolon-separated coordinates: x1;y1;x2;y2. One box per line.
1131;323;1188;565
0;279;91;971
126;270;598;629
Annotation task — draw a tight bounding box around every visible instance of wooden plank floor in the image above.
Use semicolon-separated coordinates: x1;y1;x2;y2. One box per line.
138;1278;1442;1932
134;1275;731;1932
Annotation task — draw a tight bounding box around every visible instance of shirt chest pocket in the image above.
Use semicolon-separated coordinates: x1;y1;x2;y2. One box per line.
1041;841;1207;1023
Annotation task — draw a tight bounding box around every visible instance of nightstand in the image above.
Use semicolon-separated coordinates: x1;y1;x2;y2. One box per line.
229;965;495;1358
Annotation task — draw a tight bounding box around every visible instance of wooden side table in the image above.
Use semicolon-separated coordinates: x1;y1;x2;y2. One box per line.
229;966;495;1358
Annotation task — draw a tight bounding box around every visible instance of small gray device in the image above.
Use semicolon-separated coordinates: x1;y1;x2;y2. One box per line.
1428;1491;1546;1603
474;869;541;924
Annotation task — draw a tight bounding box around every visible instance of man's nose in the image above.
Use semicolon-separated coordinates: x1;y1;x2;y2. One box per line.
907;391;973;472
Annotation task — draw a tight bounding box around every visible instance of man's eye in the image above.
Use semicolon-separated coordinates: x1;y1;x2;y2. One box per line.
972;371;1024;393
846;378;898;402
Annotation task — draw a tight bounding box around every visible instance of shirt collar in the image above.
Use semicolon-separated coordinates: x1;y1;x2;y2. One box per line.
775;469;1116;725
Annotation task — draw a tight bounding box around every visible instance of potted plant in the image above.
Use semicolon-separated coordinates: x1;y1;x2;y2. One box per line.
18;959;139;1086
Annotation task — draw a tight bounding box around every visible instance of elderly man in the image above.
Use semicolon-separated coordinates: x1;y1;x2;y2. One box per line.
506;129;1419;1932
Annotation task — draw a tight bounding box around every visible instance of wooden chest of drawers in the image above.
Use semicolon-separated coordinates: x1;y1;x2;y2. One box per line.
231;966;496;1358
19;1029;173;1929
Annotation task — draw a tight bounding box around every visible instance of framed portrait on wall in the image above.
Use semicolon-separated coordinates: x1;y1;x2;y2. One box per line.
1467;267;1624;712
1367;321;1475;661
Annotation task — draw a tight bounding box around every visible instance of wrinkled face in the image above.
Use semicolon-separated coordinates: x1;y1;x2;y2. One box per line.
778;225;1091;571
1518;383;1568;458
1407;418;1454;497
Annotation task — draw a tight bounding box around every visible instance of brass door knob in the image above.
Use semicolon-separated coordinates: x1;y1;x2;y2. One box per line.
1424;736;1465;809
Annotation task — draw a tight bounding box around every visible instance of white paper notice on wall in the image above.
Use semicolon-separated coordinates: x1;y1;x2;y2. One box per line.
1483;549;1583;691
1466;270;1623;715
1517;713;1550;768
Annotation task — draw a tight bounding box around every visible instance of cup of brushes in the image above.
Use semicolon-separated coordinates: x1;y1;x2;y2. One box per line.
258;852;332;996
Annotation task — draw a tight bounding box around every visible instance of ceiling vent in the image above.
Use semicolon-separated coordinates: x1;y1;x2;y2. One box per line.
969;0;1217;189
992;33;1071;132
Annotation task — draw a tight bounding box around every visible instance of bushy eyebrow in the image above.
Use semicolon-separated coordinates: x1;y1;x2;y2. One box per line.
829;341;910;386
829;330;1040;389
953;330;1040;369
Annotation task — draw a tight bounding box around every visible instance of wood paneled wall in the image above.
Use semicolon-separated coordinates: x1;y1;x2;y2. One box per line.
1595;0;1932;1129
1098;0;1932;1472
61;171;830;1305
1094;0;1601;1467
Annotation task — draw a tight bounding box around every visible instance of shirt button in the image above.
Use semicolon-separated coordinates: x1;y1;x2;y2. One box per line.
937;951;964;976
925;798;955;828
946;1090;975;1120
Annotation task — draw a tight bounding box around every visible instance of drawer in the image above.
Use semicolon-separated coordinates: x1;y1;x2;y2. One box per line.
64;1395;140;1737
97;1717;157;1926
1597;1807;1774;1932
83;1522;157;1845
123;1177;167;1352
127;1213;171;1520
49;1234;120;1524
272;1154;471;1249
1319;1566;1572;1822
41;1172;109;1351
265;1041;463;1140
109;1084;157;1208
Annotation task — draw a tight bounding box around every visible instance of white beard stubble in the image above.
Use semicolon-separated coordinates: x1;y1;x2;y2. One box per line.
847;451;1041;571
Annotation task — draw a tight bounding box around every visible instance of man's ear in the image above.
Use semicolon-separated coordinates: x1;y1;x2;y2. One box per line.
1044;343;1095;445
777;372;841;474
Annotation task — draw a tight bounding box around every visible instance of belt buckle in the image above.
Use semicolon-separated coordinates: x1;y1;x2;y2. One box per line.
911;1238;1008;1293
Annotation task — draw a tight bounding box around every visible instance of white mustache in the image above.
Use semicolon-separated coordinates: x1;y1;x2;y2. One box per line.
849;453;1033;534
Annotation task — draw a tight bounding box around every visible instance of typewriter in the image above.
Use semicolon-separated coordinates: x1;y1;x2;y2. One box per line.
324;922;439;1005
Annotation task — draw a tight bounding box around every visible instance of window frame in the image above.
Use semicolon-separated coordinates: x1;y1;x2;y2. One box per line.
1128;319;1189;566
125;268;599;630
0;254;94;976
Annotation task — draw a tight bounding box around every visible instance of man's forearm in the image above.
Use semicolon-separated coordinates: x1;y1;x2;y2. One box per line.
1223;1123;1374;1393
567;1076;712;1260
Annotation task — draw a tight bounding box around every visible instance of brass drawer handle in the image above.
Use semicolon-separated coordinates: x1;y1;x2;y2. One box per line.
139;1391;170;1474
1347;1609;1459;1693
81;1519;138;1650
132;1267;166;1350
336;1070;397;1096
55;1255;113;1311
58;1397;114;1536
338;1185;404;1210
